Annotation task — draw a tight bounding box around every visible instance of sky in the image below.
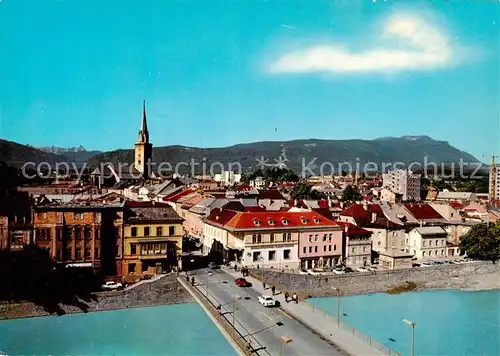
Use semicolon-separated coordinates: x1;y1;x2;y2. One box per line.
1;0;499;160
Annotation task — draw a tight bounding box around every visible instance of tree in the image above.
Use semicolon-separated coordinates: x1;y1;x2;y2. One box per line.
459;223;500;262
290;182;326;200
341;185;363;202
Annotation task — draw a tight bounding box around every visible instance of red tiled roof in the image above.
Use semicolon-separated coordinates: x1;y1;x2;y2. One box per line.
206;209;239;226
449;201;464;210
163;189;195;202
317;199;329;209
224;211;338;230
403;203;444;221
334;221;372;236
258;189;285;200
236;184;253;192
340;203;402;229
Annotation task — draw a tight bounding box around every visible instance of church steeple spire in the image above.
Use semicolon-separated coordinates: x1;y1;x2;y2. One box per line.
138;100;149;143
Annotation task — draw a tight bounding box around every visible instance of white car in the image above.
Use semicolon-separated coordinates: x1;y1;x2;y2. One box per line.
356;267;369;273
258;295;279;307
298;269;309;275
102;281;123;290
332;268;345;275
307;269;321;276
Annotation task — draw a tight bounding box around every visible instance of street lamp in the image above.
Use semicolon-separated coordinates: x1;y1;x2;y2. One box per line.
239;321;284;339
334;287;341;327
403;319;416;356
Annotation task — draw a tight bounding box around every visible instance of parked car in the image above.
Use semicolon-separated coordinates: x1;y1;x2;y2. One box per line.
102;281;123;291
298;269;309;275
307;269;321;276
234;278;252;287
333;268;345;275
356;266;369;273
258;295;280;307
208;262;219;269
343;267;354;273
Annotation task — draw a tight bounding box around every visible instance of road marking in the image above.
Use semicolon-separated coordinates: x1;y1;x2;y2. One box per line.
278;309;293;319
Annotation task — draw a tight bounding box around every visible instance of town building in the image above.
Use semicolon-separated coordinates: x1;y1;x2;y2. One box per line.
0;190;33;251
335;221;373;267
250;177;266;189
33;202;125;276
489;167;500;200
382;169;421;202
214;171;241;186
400;202;447;226
204;210;340;270
378;250;414;270
435;191;478;203
339;202;406;253
406;226;448;260
122;201;183;278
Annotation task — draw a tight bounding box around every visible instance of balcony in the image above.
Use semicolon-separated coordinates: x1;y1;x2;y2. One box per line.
139;253;168;260
245;240;298;247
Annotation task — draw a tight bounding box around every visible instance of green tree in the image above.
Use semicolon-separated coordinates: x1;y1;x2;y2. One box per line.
341;185;363;202
290;182;326;200
459;223;500;262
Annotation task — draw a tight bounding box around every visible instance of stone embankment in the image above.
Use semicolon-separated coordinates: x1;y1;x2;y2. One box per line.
0;273;193;320
249;262;500;298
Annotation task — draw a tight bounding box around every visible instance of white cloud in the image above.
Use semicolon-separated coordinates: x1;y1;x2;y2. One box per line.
268;13;465;75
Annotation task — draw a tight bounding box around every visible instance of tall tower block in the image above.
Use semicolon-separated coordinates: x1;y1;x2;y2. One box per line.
134;100;153;178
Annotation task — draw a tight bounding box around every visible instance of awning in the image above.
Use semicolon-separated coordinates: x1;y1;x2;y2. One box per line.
65;263;93;268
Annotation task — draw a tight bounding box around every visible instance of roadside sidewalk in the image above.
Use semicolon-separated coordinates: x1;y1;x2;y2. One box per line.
222;267;386;356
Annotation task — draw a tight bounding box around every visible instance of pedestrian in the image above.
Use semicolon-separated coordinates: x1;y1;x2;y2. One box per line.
284;291;289;303
293;293;298;304
271;285;276;295
191;277;195;286
234;264;237;272
185;275;189;282
262;281;266;290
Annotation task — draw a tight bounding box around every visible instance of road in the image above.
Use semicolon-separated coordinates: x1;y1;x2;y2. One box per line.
189;268;345;356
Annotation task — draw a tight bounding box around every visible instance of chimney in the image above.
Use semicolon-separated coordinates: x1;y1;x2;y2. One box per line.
371;212;377;223
363;201;368;210
344;225;348;233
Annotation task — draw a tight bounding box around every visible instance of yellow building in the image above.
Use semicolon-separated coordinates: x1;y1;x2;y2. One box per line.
123;202;183;278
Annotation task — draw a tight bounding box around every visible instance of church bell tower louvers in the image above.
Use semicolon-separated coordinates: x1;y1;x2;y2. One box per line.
134;100;153;178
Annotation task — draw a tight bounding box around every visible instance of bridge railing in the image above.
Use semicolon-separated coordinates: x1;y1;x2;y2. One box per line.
302;300;401;356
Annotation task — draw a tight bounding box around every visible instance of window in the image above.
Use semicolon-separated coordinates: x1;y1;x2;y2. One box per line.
378;241;381;245
352;247;355;253
303;247;306;254
435;250;438;256
323;234;327;241
436;240;439;246
315;234;318;241
329;245;332;252
169;226;175;236
324;246;327;252
287;233;291;242
269;250;276;261
441;250;444;256
156;226;163;236
423;241;426;247
363;246;367;252
281;219;288;225
131;244;137;255
257;234;262;243
84;226;91;240
328;233;332;241
86;249;91;259
423;251;426;257
429;240;432;246
334;245;336;251
283;249;291;260
129;263;136;274
270;234;275;243
131;227;137;237
282;233;286;240
253;251;261;262
314;246;318;253
74;213;83;220
252;235;257;244
309;235;312;243
76;248;82;259
95;248;99;258
95;229;100;240
309;247;312;253
144;227;150;236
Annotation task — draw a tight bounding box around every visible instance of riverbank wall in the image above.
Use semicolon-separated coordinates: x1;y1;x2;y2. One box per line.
0;273;193;320
249;261;500;298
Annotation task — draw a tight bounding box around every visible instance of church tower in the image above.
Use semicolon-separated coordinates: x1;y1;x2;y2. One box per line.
134;100;153;178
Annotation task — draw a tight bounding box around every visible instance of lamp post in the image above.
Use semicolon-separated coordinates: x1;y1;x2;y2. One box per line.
334;287;341;326
238;321;284;339
403;319;416;356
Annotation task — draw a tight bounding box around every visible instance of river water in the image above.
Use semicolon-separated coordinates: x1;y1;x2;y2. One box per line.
0;303;236;355
309;289;499;356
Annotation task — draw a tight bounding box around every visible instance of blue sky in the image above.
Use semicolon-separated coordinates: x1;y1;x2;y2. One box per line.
1;0;499;160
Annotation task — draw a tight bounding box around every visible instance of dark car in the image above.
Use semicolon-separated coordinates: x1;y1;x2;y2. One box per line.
234;278;252;287
343;267;354;273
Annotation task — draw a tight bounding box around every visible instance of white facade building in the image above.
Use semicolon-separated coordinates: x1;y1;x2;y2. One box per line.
489;168;500;200
214;171;241;186
406;226;448;260
250;177;266;189
382;169;421;202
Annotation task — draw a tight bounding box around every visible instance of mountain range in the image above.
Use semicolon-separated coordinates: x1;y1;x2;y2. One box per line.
0;136;480;174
